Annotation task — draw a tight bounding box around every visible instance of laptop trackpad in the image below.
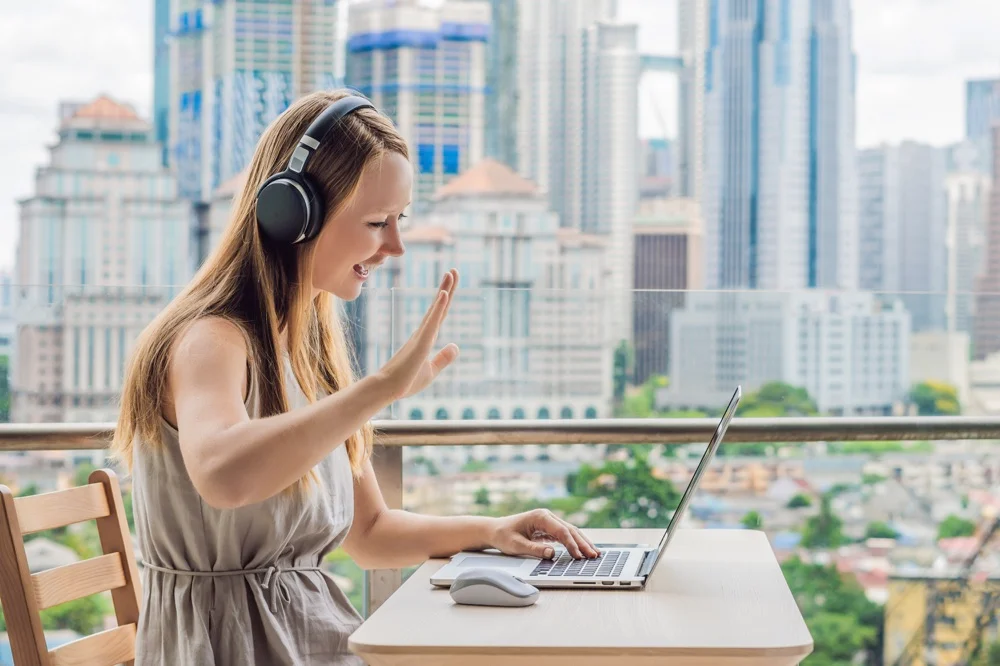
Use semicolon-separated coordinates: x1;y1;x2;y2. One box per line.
457;555;525;569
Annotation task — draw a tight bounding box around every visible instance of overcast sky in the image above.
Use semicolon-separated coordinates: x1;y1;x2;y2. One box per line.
1;0;998;271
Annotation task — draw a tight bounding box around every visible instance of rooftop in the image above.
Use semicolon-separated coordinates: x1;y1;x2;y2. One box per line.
60;95;149;131
434;158;540;200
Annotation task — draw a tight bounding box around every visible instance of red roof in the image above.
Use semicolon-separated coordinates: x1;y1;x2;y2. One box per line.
434;159;540;199
70;95;141;122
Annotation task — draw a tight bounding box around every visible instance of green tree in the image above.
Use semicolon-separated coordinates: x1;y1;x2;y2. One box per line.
908;381;961;415
619;374;668;418
801;495;845;549
568;453;680;529
937;514;976;539
864;521;899;540
738;382;818;417
781;556;882;665
0;354;10;422
17;483;40;497
741;511;763;530
73;462;98;488
461;459;490;473
787;493;813;509
987;641;1000;666
40;595;112;634
473;486;491;509
612;340;634;408
324;548;364;614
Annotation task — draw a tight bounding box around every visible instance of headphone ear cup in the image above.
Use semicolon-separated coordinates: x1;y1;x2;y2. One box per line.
297;174;326;243
256;172;310;244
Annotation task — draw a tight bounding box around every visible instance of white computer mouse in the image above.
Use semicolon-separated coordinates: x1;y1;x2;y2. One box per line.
448;568;540;607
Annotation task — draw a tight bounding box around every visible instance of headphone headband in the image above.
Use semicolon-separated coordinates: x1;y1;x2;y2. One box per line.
286;95;376;175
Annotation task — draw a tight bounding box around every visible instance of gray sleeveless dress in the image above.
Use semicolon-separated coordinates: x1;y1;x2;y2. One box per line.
131;359;365;665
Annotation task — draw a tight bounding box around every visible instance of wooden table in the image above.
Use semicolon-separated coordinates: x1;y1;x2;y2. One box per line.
349;528;814;665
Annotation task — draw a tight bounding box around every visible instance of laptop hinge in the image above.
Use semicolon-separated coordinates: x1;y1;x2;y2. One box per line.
637;548;658;578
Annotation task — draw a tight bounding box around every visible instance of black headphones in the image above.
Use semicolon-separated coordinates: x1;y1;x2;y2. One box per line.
255;95;376;245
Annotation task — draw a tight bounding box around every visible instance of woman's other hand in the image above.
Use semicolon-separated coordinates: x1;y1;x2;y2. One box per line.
488;509;600;560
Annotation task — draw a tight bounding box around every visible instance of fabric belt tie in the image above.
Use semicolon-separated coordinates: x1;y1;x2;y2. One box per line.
142;561;325;612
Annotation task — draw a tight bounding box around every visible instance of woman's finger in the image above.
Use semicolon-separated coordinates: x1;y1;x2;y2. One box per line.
537;512;584;559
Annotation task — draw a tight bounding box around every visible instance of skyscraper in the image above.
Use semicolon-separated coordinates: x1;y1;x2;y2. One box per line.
702;0;857;290
677;0;707;203
809;0;858;289
514;0;560;196
966;78;1000;176
485;0;519;170
153;0;171;167
547;0;618;233
858;142;947;332
703;0;811;289
974;126;1000;359
966;78;1000;142
13;96;190;423
583;21;640;340
945;168;989;334
169;0;343;202
346;0;490;207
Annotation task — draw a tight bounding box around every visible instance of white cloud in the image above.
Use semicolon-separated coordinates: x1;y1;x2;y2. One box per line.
853;0;1000;146
0;0;997;271
0;0;152;271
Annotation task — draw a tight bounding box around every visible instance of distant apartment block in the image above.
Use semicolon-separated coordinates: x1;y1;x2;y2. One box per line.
858;142;948;332
364;158;614;421
631;197;702;384
974;126;1000;359
12;96;190;423
660;291;911;415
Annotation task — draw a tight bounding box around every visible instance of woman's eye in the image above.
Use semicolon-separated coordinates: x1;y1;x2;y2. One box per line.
368;221;389;229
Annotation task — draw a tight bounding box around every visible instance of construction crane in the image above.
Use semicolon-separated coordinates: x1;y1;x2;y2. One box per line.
890;514;999;666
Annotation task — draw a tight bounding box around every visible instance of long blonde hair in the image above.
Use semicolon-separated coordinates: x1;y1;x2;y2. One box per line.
113;90;408;487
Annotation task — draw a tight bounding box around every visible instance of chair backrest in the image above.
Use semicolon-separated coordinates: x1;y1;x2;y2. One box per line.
0;468;141;666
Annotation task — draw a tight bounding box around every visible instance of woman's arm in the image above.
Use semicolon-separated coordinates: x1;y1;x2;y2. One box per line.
342;459;599;570
170;271;459;510
168;317;396;509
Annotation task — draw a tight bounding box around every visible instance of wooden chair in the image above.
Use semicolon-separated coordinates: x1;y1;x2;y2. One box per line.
0;469;141;666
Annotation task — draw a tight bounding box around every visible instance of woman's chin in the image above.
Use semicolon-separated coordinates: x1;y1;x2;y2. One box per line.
330;283;364;302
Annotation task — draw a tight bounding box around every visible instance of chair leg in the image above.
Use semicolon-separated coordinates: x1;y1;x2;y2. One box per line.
0;485;48;666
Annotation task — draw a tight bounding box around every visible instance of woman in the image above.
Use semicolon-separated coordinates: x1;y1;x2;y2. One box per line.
112;89;598;665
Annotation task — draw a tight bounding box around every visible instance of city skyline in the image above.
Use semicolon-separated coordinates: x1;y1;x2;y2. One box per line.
0;0;998;271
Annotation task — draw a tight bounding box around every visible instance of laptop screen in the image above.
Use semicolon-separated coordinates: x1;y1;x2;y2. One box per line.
644;385;742;571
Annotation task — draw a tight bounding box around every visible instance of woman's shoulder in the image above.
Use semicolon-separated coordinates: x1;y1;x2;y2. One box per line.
172;316;248;360
162;316;252;425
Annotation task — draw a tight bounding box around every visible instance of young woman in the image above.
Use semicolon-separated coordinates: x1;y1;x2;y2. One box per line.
112;89;598;665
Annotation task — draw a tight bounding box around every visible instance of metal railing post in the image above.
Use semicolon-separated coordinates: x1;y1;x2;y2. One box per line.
363;443;403;617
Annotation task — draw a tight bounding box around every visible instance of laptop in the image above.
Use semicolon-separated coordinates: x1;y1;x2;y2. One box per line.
430;385;742;589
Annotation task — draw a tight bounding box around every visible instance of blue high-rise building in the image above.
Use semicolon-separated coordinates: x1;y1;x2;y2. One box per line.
345;0;491;208
167;0;343;203
702;0;857;290
153;0;171;167
967;78;1000;141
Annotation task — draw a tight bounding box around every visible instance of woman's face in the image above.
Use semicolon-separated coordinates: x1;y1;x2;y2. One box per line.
311;151;410;300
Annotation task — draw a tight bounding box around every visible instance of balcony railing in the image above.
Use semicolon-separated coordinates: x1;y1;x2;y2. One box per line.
3;416;1000;615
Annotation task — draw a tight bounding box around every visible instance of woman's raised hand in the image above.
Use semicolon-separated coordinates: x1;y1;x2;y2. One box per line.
374;269;460;401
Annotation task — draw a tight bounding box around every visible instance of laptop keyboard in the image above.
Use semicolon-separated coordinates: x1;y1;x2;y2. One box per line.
530;550;627;578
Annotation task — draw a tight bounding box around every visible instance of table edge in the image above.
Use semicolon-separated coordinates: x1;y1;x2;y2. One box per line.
347;638;815;659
